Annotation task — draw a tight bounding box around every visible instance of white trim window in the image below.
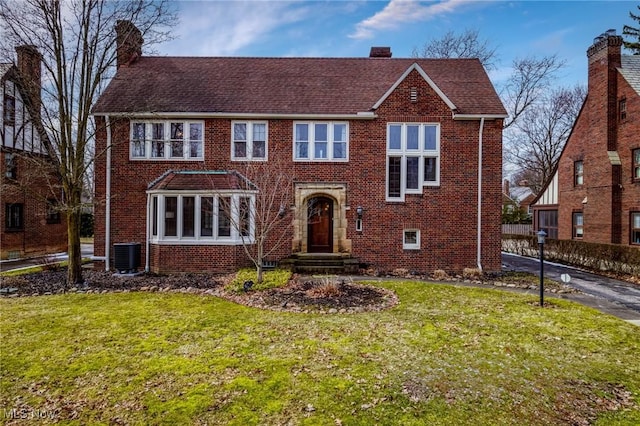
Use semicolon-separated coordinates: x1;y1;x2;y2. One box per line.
403;229;421;250
232;121;267;161
386;123;440;201
130;121;204;160
149;193;255;244
294;122;348;161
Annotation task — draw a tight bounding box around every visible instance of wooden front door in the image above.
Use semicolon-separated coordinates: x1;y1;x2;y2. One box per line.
307;197;333;253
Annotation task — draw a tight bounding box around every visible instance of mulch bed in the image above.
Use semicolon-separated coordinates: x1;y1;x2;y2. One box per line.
0;270;398;314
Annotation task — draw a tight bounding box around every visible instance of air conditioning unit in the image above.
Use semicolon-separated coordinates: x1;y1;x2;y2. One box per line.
113;243;141;274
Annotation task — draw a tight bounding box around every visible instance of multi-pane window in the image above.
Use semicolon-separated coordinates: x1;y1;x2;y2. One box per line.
130;121;203;160
4;153;16;179
5;203;23;230
631;212;640;245
619;98;627;121
387;123;440;201
149;194;254;243
574;160;584;186
403;229;420;250
537;210;558;239
294;122;348;161
633;149;640;182
232;122;267;160
572;211;583;239
3;94;15;125
46;199;61;224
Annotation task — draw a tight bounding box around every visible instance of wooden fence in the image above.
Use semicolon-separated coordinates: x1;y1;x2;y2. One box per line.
502;224;532;235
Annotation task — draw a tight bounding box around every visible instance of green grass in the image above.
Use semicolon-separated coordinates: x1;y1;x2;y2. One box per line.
1;282;639;425
226;268;292;292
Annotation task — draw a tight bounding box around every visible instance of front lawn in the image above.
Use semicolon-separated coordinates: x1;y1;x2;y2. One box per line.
1;282;639;425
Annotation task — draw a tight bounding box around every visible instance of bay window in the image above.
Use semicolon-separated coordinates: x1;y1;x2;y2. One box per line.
149;193;255;243
130;121;203;160
387;123;440;201
294;122;348;161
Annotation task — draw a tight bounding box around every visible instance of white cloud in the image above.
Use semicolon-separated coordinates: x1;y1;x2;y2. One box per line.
164;1;310;56
349;0;475;40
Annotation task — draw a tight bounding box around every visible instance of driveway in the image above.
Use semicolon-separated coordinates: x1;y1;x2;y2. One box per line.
502;252;640;323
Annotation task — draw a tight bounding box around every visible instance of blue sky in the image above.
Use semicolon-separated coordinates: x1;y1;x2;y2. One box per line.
159;1;637;87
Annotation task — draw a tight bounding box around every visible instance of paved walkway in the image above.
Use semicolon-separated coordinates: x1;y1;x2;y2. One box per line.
502;252;640;325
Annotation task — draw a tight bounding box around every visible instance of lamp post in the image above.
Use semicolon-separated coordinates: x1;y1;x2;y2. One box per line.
537;230;547;307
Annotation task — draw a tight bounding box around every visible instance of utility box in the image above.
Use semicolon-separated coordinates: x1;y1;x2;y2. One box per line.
113;243;140;274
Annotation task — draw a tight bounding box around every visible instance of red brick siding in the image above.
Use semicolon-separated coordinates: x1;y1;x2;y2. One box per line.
94;69;504;274
0;153;67;259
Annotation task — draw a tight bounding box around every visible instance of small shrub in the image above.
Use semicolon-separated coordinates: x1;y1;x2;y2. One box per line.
432;269;450;280
226;268;291;293
306;282;342;298
463;268;483;280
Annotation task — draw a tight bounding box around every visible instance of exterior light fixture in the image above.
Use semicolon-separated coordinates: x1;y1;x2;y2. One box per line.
355;206;363;232
537;230;547;307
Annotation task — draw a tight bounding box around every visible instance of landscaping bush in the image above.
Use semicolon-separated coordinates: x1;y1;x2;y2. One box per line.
502;234;640;276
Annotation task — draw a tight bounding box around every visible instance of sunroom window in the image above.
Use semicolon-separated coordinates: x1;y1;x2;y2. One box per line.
149;193;255;244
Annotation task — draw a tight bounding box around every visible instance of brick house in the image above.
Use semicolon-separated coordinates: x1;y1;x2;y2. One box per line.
533;30;640;246
1;46;67;260
91;23;506;275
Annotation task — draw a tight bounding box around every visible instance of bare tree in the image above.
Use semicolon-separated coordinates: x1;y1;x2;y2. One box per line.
505;85;586;194
412;29;498;70
413;29;569;194
216;156;294;284
0;0;175;285
501;55;566;129
623;5;640;54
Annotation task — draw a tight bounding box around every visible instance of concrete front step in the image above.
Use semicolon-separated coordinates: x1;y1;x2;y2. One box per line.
282;253;359;274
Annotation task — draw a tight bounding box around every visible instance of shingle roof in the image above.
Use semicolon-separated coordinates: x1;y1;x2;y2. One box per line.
92;56;506;116
620;55;640;96
0;63;13;80
147;170;256;191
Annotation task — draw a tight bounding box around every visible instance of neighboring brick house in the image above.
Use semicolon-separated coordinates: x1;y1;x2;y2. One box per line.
533;30;640;245
91;22;506;275
1;46;67;260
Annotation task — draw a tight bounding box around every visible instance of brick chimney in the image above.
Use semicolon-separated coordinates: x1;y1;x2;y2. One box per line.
15;45;42;112
369;47;392;58
503;179;510;196
116;20;143;68
587;29;623;244
586;29;622;152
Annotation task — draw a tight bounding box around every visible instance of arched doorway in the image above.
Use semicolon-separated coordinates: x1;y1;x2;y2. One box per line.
307;196;333;253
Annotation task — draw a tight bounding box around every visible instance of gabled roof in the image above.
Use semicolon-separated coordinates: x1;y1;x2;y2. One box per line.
147;170;257;192
0;63;12;80
92;56;506;117
620;55;640;96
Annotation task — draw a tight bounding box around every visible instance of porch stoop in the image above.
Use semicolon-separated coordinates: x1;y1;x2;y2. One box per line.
280;253;359;274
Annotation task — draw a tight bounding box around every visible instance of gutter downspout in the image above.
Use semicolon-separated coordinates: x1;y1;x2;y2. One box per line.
104;116;112;271
145;193;150;272
477;117;485;271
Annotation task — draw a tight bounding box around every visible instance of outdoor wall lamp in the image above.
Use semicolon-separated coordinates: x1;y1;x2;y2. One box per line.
537;230;547;307
355;206;363;232
278;204;287;218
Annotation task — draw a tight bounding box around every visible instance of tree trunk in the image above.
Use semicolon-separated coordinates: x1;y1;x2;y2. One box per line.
66;206;83;286
256;262;264;284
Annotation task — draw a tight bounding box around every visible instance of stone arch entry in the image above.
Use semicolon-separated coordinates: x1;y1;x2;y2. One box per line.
307;196;333;253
